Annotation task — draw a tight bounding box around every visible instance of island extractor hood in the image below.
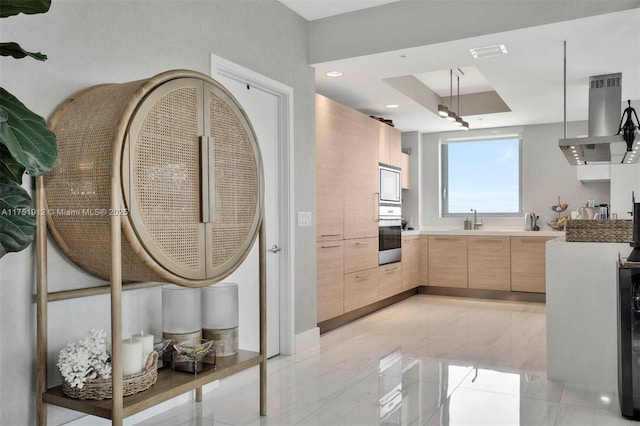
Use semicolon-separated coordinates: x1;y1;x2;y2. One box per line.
559;73;638;165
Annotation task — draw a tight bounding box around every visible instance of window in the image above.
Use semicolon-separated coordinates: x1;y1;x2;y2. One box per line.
442;137;522;216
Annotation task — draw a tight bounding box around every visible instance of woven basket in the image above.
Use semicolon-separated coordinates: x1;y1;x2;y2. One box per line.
62;351;158;400
565;219;633;243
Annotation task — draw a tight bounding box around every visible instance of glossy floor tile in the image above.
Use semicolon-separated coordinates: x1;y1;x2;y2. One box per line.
137;295;637;426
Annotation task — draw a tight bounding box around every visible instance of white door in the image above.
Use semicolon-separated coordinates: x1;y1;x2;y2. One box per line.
216;75;281;358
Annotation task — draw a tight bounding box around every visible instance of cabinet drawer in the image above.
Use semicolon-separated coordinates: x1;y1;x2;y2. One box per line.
317;242;344;322
379;263;402;299
344;237;379;273
428;236;468;288
468;236;511;291
344;268;380;312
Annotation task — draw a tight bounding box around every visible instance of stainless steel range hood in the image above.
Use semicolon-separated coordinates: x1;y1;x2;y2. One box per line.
559;73;638;165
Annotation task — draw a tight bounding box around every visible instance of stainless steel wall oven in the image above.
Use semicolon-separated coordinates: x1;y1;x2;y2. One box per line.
379;205;401;265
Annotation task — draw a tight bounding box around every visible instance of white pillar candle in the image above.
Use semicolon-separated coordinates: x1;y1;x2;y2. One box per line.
121;338;143;376
132;332;154;368
201;283;239;329
162;285;201;334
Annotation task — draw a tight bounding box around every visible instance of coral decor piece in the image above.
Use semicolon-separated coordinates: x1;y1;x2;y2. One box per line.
57;329;112;389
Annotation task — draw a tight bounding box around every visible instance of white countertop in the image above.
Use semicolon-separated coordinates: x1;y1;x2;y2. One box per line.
402;228;563;237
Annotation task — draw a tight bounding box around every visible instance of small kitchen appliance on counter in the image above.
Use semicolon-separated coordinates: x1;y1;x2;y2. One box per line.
524;212;539;231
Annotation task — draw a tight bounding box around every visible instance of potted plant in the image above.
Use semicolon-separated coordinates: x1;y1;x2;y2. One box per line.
0;0;57;258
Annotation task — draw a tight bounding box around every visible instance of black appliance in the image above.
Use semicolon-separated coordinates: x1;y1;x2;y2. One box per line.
617;262;640;419
618;194;640;419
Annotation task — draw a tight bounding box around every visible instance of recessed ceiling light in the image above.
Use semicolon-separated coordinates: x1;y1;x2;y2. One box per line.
480;122;492;127
325;71;343;78
386;104;399;109
469;44;508;59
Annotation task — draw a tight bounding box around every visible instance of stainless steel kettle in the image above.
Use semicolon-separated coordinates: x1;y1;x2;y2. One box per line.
524;212;539;231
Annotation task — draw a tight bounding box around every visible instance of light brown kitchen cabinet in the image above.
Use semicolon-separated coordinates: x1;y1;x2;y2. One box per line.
344;237;379;274
316;95;345;242
378;121;403;168
401;236;421;290
511;236;554;293
317;241;344;322
468;236;511;290
419;235;429;285
401;152;410;189
344;268;380;312
343;111;379;240
428;236;468;288
379;263;402;299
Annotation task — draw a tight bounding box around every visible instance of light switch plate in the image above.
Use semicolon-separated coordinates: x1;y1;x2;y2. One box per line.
298;211;312;227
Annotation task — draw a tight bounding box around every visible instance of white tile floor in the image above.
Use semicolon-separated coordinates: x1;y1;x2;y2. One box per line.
138;295;636;425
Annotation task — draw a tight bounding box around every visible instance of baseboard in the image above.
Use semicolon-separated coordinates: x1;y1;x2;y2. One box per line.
417;286;546;303
318;289;418;334
295;326;320;353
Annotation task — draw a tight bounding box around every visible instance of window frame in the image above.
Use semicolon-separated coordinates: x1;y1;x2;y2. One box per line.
441;135;523;217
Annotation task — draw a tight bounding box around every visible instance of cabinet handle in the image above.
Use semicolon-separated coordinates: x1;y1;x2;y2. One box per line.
518;238;544;244
320;244;341;249
321;234;341;237
199;135;213;223
476;239;504;243
355;273;370;279
384;267;398;272
433;237;461;241
355;241;370;245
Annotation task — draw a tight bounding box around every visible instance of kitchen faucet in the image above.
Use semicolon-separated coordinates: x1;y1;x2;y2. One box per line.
471;209;482;230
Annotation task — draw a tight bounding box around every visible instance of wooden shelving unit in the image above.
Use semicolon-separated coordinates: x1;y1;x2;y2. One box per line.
42;350;263;420
35;176;267;425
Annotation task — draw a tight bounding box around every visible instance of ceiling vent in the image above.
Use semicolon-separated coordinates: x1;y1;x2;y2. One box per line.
469;44;507;59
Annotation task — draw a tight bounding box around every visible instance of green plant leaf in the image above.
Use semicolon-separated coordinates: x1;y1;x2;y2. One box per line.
0;143;25;183
0;87;57;176
0;42;47;61
0;176;35;258
0;0;51;18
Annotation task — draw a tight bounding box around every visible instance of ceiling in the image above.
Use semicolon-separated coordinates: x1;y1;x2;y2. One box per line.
279;1;640;133
278;0;400;21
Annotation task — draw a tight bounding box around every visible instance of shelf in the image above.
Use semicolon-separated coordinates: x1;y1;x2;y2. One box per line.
42;350;263;420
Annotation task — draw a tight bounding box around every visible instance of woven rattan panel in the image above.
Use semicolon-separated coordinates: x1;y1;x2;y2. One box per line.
45;81;163;282
209;92;259;270
45;71;262;284
131;86;202;272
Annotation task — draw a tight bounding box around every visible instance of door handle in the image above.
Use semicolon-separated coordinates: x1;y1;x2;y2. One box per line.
269;245;282;253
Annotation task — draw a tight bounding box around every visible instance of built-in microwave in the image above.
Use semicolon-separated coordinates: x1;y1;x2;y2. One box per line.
379;164;401;205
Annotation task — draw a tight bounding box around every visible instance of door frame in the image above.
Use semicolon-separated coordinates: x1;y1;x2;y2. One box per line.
211;54;295;355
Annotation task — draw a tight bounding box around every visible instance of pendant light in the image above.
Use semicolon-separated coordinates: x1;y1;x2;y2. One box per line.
454;69;469;130
446;69;457;121
437;68;468;129
438;69;453;118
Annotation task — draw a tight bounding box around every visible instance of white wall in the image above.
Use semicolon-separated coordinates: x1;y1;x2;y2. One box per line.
0;1;315;425
418;121;611;229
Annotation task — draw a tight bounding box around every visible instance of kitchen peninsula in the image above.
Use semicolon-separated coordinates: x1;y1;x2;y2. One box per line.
546;237;630;389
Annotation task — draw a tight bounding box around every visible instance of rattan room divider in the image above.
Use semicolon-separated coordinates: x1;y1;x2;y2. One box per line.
35;70;267;425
